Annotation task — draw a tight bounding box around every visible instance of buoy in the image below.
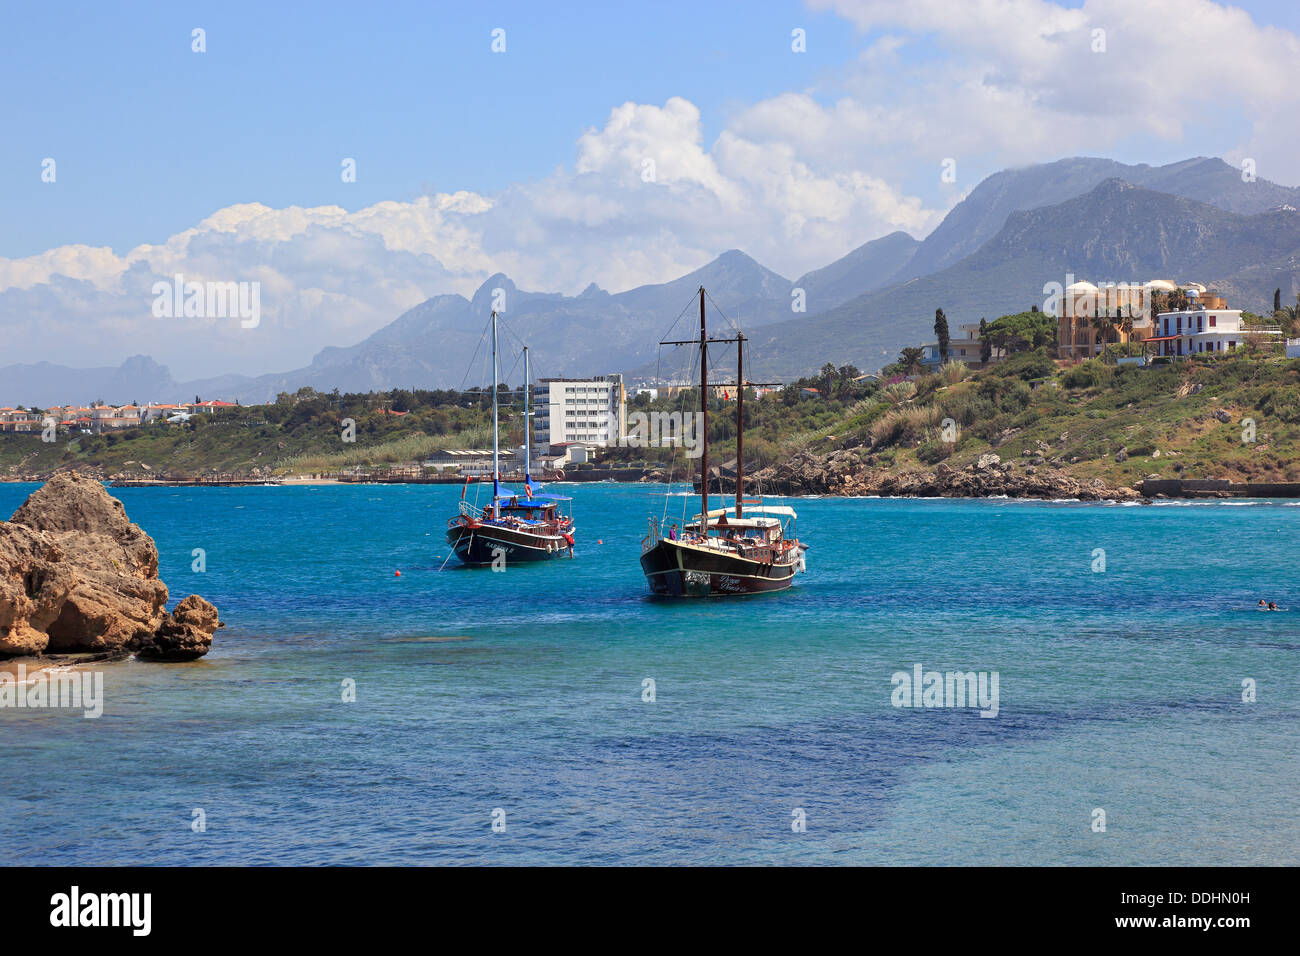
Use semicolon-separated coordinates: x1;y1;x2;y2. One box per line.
394;570;402;577
597;539;603;545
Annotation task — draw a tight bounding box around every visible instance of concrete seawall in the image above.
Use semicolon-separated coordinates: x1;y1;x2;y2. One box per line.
1140;478;1300;498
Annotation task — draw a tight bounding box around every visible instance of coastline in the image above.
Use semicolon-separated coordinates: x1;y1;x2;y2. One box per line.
10;463;1300;500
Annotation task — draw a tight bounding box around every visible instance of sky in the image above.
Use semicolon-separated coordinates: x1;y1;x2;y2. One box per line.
2;0;1299;379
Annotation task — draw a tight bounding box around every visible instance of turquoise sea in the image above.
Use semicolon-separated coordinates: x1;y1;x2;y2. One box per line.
1;481;1297;865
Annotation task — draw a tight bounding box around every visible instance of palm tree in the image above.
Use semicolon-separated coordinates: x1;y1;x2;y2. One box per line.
1089;312;1118;354
1119;307;1135;355
1276;293;1300;337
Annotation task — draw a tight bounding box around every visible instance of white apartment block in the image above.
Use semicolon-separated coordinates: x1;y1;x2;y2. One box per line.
533;375;626;450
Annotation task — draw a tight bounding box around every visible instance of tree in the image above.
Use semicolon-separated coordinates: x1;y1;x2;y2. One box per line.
1276;292;1300;337
1119;307;1135;355
896;347;926;376
1090;311;1118;352
934;308;951;363
979;317;991;364
1276;288;1283;315
986;310;1056;354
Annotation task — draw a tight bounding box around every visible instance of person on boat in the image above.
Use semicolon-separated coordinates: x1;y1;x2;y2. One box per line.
668;523;678;541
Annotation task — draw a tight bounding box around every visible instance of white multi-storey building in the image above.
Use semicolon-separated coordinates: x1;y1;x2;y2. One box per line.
533;375;626;450
1148;306;1280;357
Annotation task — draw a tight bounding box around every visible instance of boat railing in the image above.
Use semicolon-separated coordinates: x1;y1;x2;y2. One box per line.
459;500;484;519
642;516;661;554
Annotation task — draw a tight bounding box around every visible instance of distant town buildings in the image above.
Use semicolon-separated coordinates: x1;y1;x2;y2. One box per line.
0;399;240;435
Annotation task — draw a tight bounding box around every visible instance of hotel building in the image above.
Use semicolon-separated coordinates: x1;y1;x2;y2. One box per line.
533;374;626;451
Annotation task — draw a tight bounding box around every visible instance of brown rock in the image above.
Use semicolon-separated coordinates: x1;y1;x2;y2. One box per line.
0;472;222;661
136;596;222;662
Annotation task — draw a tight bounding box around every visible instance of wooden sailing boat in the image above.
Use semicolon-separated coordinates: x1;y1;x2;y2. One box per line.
639;287;807;596
446;312;576;565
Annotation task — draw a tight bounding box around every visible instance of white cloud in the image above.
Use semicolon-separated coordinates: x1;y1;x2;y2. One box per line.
0;93;943;378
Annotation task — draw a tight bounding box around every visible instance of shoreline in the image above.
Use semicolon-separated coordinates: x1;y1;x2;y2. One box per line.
6;468;1300;500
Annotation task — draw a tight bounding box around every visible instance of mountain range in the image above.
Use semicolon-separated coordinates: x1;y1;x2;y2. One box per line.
3;156;1298;406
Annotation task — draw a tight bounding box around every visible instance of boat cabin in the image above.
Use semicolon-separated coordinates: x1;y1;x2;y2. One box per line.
484;494;572;526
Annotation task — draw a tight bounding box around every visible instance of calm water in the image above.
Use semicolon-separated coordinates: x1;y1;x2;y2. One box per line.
1;482;1297;865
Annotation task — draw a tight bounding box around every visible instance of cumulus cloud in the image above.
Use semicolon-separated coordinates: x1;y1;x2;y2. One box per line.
804;0;1300;183
0;94;942;377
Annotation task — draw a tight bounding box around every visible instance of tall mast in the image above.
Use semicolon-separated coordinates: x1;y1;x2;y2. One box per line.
699;286;709;528
523;345;532;491
491;310;500;502
735;332;744;519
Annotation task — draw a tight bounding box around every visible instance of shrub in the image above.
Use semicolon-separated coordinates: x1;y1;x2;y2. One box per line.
881;381;917;404
991;348;1056;382
1062;359;1112;390
937;361;970;386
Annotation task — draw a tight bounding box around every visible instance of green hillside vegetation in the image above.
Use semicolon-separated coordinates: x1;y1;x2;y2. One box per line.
777;347;1300;485
7;343;1300;487
0;387;500;479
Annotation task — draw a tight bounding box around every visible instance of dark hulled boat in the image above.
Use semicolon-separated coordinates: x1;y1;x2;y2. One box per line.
639;287;807;596
447;492;574;565
446;313;576;566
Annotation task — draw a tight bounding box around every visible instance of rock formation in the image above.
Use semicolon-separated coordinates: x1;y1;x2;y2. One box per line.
747;449;1142;501
0;473;222;659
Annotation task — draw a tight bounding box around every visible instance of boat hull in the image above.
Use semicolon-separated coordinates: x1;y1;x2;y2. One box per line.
639;539;797;596
446;523;573;566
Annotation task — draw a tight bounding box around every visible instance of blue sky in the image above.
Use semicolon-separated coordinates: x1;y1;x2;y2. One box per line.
1;0;1298;378
2;0;865;256
5;0;1294;258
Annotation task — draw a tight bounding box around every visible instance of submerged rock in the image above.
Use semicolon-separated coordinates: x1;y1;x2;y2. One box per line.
0;473;222;660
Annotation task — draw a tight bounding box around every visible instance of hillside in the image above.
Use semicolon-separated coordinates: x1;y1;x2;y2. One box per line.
744;350;1300;493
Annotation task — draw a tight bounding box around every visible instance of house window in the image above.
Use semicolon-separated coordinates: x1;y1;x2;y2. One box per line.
1209;315;1216;327
1228;341;1236;350
1197;316;1203;332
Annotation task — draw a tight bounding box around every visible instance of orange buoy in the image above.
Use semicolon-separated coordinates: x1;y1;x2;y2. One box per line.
394;570;402;577
597;539;603;545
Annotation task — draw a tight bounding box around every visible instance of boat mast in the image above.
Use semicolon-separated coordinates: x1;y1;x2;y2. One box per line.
523;345;532;492
491;309;500;503
735;332;744;519
698;287;709;529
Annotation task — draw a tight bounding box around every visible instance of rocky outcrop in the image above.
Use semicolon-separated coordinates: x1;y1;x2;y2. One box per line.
136;595;222;662
0;473;222;660
748;450;1142;501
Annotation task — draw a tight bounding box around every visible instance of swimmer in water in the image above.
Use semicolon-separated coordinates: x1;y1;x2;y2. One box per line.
1268;601;1281;611
1258;599;1268;608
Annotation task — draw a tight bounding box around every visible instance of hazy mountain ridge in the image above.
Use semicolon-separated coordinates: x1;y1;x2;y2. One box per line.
749;178;1300;378
892;156;1300;282
5;157;1300;406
